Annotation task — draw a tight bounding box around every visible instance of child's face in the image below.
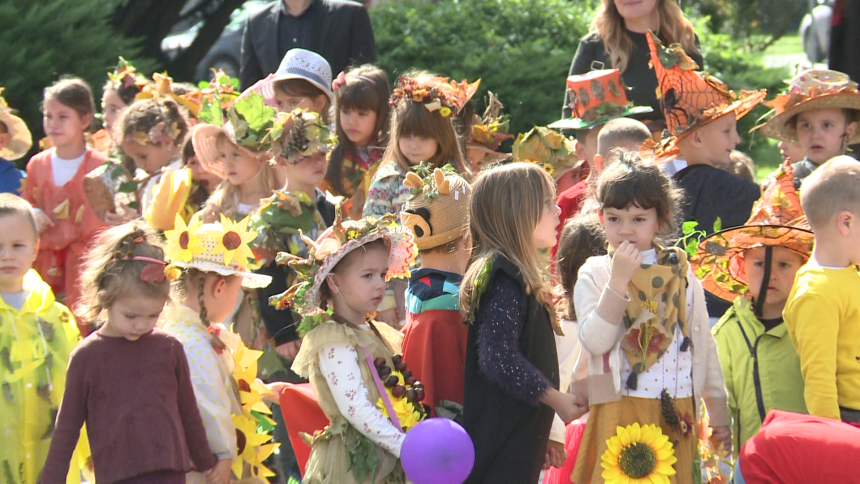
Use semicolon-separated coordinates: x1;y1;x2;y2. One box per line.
795;109;856;165
328;244;389;316
221;145;263;187
104;294;168;341
399;135;439;166
778;139;806;164
204;275;243;324
273;90;327;115
601;204;660;252
0;214;38;293
42;98;91;148
101;89;127;138
121;139;175;175
742;246;805;311
555;167;582;194
575;128;600;170
533;200;561;249
340;108;378;146
186;155;221;193
284;152;328;192
695;114;740;166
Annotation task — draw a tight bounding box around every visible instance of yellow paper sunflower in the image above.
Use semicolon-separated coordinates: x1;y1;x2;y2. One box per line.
232;413;275;478
164;213;204;262
601;423;677;484
211;214;256;268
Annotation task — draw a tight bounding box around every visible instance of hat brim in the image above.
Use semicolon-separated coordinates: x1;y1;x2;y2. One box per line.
656;90;767;159
172;260;272;289
548;106;654;130
191;124;229;179
690;223;814;302
261;74;334;104
0;111;32;160
755;92;860;144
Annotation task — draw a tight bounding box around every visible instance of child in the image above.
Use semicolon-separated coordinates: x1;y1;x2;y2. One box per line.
272;213;419;483
691;162;811;457
100;57;145;144
785;155;860;422
363;73;473;219
42;221;217;483
779;139;806;165
324;65;391;219
512;126;582;195
0;194;82;484
261;49;333;122
571;153;730;483
0;89;31;195
758;69;860;187
160;215;276;483
114;97;189;213
400;168;472;416
182;130;222;213
193;91;280;222
460;163;587;483
721;149;756;181
22;77;108;332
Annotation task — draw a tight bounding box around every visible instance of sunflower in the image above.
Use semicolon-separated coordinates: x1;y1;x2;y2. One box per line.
232;347;271;415
211;214;257;268
601;423;677;484
164;214;204;263
232;413;274;478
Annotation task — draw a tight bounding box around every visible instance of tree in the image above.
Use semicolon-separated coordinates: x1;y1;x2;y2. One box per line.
685;0;806;51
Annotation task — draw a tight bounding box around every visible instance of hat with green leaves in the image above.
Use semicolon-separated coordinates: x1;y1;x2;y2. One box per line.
268;108;337;164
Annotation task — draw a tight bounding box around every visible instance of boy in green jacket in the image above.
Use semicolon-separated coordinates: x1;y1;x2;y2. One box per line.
691;162;812;457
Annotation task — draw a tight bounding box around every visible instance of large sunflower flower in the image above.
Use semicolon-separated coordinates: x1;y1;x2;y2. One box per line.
232;413;274;478
163;214;204;263
211;214;256;268
601;423;677;484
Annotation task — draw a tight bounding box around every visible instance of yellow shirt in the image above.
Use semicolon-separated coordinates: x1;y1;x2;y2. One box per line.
784;263;860;419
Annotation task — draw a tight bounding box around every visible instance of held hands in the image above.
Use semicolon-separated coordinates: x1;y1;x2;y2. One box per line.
541;388;588;424
544;439;567;469
608;240;643;294
262;381;290;403
34;210;54;233
203;458;232;484
275;340;301;361
709;425;732;455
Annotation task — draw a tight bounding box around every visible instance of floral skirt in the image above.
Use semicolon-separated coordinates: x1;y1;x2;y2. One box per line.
571;396;697;484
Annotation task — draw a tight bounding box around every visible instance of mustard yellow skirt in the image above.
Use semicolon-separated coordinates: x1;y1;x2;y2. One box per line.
571;396;697;484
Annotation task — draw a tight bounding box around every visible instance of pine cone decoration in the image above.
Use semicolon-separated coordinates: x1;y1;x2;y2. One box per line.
284;116;309;162
660;389;682;434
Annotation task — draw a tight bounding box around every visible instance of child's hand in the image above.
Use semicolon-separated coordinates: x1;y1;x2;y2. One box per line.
104;202;139;225
275;340;301;361
262;381;290;403
34;210;54;233
544;439;567;469
709;425;732;454
608;240;642;294
541;388;588;424
204;458;232;484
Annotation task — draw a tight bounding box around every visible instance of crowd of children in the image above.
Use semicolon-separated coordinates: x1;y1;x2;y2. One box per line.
2;13;860;484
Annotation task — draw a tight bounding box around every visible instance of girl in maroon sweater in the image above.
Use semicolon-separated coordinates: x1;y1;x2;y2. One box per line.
41;222;217;484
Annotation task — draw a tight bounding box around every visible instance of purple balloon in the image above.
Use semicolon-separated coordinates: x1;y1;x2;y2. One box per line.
401;418;475;484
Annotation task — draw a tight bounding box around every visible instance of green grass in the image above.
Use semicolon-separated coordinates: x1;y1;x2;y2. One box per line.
762;34;804;57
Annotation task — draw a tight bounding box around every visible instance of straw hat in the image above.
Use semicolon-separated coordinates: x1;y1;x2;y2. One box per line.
755;69;860;144
163;214;271;289
261;49;334;103
0;88;32;160
646;31;767;159
549;69;652;130
512;126;582;179
690;162;814;302
402;166;471;250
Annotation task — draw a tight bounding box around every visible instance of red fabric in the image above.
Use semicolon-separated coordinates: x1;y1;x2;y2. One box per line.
552;179;589;261
542;420;586;484
279;383;330;477
739;410;860;484
23;149;108;332
400;309;467;415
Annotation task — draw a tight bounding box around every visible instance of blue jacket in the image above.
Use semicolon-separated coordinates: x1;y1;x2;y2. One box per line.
0;158;24;194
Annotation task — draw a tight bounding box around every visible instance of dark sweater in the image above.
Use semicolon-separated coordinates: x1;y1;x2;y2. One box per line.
41;330;217;484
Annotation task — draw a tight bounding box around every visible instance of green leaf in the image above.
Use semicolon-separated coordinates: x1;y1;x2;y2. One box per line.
685;239;698;258
127;201;140;211
713;217;722;233
197;98;223;126
682;221;699;235
118;181;138;193
197;80;209;90
232;92;276;134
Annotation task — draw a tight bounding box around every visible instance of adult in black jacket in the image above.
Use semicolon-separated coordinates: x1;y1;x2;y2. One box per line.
240;0;376;90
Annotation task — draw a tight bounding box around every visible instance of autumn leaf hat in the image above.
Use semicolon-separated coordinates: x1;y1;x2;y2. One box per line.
754;68;860;144
163;213;272;289
512;126;581;179
646;31;767;159
690;162;814;302
389;74;481;119
0;87;32;160
268;108;337;164
468;91;513;164
549;68;653;130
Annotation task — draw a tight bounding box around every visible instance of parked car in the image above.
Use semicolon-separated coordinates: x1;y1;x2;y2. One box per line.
162;1;269;81
800;0;832;64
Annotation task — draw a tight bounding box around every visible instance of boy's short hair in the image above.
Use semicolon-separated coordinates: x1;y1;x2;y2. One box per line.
597;118;652;157
801;155;860;229
0;193;37;237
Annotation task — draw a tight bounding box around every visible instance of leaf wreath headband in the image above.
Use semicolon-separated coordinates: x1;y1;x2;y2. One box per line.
389;75;481;118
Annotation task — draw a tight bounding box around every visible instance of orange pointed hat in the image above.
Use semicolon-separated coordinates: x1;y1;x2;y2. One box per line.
646;31;767;159
690;161;814;302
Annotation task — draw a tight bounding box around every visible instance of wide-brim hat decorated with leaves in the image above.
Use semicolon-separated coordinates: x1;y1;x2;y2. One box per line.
270;208;417;314
163;214;272;289
512;126;582;179
0;87;32;160
548;69;653;130
402;164;471;250
690;162;813;301
754;69;860;144
646;31;767;159
469;91;513;159
192;90;276;178
268;108;337;164
261;48;334;103
135;72;203;118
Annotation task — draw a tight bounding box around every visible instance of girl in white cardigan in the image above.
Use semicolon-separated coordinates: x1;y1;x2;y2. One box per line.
571;153;730;484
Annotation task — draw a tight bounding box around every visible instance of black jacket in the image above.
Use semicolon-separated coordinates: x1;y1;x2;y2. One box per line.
240;0;377;89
